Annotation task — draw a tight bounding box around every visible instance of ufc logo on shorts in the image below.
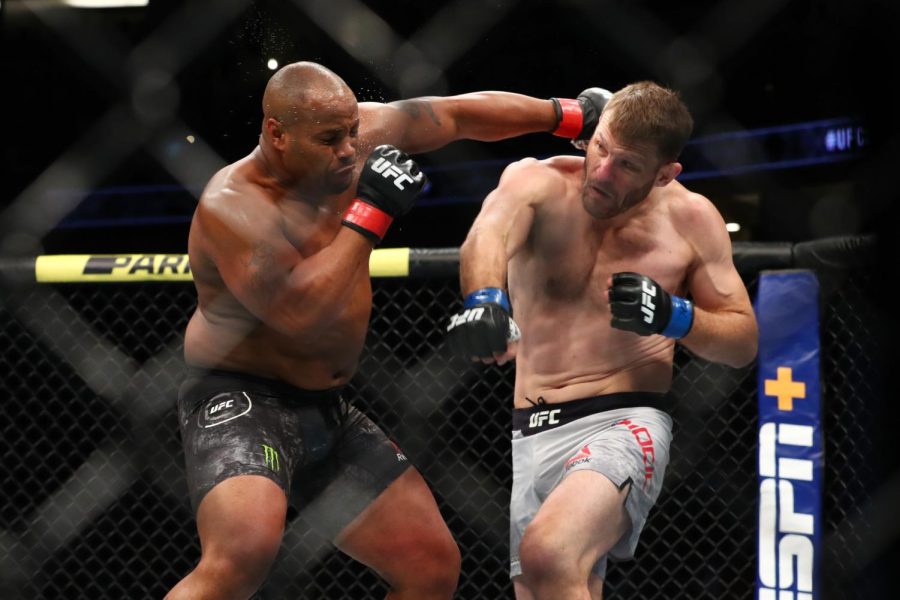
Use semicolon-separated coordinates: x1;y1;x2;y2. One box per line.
209;399;234;414
447;307;484;330
371;157;414;190
641;280;657;323
528;409;560;428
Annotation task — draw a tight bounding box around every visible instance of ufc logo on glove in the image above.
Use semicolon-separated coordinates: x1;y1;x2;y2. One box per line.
371;157;414;190
447;307;485;330
641;280;657;323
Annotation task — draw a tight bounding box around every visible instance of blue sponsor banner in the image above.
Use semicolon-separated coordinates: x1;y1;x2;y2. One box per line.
755;270;823;600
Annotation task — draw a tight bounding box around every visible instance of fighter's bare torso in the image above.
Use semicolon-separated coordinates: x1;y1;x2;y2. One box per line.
184;148;370;390
508;156;703;408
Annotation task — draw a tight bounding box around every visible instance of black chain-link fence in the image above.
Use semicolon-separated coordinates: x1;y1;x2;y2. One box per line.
0;243;887;599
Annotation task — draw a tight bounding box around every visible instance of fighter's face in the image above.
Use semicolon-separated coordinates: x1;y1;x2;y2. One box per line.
580;118;666;220
280;92;360;196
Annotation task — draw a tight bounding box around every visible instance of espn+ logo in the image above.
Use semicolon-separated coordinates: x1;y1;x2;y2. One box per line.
758;423;816;599
370;157;414;190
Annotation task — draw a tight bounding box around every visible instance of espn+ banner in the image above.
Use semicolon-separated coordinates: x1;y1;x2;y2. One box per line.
755;270;823;600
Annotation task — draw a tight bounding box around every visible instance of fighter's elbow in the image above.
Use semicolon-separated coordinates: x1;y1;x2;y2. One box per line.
729;330;759;369
731;345;758;369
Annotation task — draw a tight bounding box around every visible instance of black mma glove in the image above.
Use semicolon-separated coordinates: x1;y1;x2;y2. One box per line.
608;272;694;339
550;87;613;149
446;288;521;358
342;144;428;243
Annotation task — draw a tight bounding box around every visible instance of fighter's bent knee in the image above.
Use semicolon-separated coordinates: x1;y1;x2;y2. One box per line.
518;522;575;586
384;523;460;596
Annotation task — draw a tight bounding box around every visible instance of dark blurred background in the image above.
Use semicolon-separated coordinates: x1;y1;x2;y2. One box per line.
2;0;897;256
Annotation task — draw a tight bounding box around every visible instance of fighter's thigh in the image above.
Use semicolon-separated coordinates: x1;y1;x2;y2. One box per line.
195;474;288;563
334;468;459;578
179;390;298;512
525;470;631;569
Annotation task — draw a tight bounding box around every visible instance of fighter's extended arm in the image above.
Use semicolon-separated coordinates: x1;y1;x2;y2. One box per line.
359;88;610;155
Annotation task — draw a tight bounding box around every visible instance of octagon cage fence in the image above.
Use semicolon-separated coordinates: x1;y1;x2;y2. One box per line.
0;234;892;599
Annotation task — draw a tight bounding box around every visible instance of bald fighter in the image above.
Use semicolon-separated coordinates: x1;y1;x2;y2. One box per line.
446;81;758;599
166;61;607;599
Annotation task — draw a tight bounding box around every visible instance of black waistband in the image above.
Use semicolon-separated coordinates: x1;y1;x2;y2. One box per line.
180;367;344;404
512;391;669;436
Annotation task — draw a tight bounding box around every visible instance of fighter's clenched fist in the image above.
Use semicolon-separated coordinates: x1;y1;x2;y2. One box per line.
342;144;428;243
608;272;694;339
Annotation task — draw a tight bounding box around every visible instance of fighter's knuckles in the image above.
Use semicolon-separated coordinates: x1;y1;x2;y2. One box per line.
374;144;394;157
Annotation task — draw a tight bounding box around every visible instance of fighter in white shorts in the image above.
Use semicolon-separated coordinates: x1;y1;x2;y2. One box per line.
447;82;757;598
510;397;672;580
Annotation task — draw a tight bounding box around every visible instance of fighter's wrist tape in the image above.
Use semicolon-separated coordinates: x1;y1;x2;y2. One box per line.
550;97;584;138
661;296;694;339
463;287;511;313
341;199;393;242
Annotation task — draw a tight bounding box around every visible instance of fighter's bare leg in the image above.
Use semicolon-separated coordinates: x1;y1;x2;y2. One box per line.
166;475;287;600
516;470;631;600
335;468;461;599
513;575;603;600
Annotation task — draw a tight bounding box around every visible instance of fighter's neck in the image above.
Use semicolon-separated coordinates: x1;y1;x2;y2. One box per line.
251;143;294;188
591;191;661;233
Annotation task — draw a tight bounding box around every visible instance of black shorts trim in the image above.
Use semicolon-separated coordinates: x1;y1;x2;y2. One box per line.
512;391;670;436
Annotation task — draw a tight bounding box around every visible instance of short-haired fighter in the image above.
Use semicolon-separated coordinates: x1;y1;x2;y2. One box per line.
166;60;609;599
447;81;758;599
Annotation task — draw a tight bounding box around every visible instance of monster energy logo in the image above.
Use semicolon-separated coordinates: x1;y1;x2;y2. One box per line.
262;444;280;472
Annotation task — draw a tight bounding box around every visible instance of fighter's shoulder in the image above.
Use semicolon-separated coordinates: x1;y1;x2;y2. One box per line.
667;182;723;228
500;155;581;186
665;182;729;253
200;159;270;211
196;160;278;234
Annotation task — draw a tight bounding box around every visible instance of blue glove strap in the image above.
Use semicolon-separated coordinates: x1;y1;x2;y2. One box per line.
661;296;694;339
463;288;511;313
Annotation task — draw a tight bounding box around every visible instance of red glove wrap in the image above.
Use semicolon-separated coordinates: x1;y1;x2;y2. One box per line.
552;98;584;138
342;199;393;241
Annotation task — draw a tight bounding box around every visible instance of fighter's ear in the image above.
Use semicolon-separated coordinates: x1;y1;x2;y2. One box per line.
265;117;288;150
655;162;682;187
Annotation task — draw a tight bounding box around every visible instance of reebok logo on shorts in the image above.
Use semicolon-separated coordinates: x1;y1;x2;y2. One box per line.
564;445;592;470
198;392;252;428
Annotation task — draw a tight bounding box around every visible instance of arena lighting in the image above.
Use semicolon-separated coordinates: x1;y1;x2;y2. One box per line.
63;0;148;7
267;58;279;70
726;222;741;233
